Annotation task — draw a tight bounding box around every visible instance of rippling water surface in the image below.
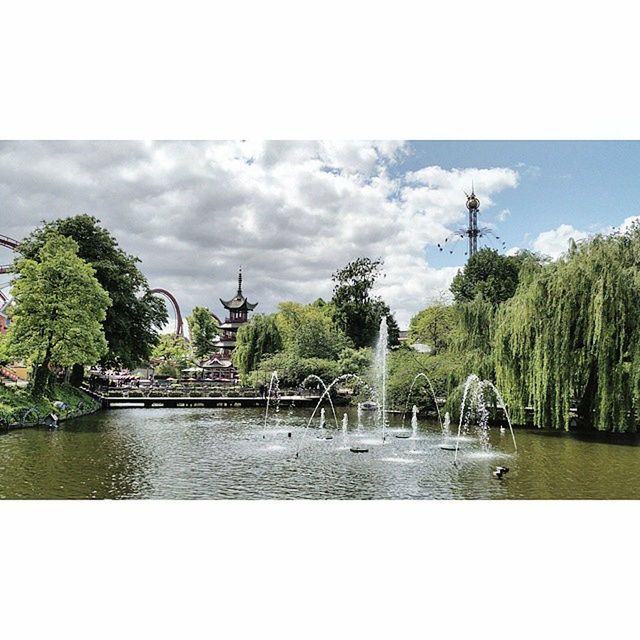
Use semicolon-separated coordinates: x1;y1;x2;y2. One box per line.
2;407;640;499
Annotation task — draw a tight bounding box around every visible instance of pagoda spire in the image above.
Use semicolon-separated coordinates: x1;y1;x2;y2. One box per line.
237;266;243;296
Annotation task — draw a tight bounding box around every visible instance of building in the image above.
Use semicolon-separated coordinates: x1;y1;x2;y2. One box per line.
199;356;235;382
218;268;258;357
196;268;257;383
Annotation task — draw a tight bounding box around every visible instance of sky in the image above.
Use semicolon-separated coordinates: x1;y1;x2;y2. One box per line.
1;140;640;329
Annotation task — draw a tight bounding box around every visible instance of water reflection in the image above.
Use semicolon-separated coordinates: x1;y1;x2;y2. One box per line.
1;407;640;499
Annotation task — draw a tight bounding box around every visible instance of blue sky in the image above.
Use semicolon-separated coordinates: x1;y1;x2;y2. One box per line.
398;141;640;268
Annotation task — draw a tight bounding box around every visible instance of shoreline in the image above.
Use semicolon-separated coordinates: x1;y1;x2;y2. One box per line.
0;383;101;433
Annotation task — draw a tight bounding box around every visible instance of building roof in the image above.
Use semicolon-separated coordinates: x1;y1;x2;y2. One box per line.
200;357;233;369
219;267;258;311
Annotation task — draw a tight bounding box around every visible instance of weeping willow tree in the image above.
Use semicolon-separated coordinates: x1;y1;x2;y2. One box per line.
495;227;640;432
450;294;497;382
233;314;283;378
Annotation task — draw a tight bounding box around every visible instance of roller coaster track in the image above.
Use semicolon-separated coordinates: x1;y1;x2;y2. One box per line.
0;233;19;250
149;288;184;337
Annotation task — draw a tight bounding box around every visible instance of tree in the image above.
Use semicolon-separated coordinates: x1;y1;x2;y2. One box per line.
233;314;283;377
186;307;220;359
18;215;167;377
409;302;456;354
450;248;541;307
495;227;640;432
250;351;342;388
331;257;400;348
275;301;352;359
7;234;111;398
151;334;191;376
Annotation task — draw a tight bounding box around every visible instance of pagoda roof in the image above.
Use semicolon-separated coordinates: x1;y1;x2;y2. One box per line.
200;357;233;369
220;267;258;311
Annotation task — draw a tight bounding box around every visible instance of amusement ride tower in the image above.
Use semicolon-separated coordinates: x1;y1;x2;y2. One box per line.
465;186;481;259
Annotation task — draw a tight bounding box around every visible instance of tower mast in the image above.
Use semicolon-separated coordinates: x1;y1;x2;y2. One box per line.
465;185;480;259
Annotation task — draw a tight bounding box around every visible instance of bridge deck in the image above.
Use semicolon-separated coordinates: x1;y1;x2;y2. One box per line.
88;393;334;409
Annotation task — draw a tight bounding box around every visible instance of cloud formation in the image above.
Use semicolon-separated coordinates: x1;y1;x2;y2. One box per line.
0;141;520;327
532;223;589;260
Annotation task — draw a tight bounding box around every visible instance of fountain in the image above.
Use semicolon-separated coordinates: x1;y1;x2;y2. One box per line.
295;373;376;457
411;405;418;439
401;372;444;434
262;371;280;438
453;374;518;463
316;407;332;439
301;374;340;429
442;411;451;439
342;413;348;447
396;405;415;439
374;316;388;443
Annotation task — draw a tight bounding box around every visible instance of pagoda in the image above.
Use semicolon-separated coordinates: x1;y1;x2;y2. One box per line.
218;267;258;356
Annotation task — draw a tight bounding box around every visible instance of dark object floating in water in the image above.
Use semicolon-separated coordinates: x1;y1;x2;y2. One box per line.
493;466;510;479
359;401;377;411
287;432;292;438
395;433;411;439
317;436;333;440
440;445;457;451
350;447;369;453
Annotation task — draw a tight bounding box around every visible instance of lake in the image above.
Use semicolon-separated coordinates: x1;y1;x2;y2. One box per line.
1;406;640;499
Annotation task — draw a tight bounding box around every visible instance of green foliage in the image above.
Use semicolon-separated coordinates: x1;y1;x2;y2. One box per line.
250;352;342;388
186;306;220;359
151;334;191;375
450;248;542;306
0;333;9;366
337;347;372;376
18;214;167;369
386;345;468;412
450;295;496;381
276;301;352;359
408;302;456;354
495;227;640;431
331;257;400;347
155;362;182;378
7;234;111;398
233;314;283;377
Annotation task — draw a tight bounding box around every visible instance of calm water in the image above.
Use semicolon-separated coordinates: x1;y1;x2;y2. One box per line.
1;406;640;499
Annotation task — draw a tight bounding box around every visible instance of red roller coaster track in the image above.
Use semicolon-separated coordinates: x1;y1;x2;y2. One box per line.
0;233;19;250
149;288;184;337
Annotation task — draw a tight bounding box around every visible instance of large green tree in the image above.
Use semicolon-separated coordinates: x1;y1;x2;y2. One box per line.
409;302;456;354
276;300;352;359
18;215;167;376
450;248;541;306
495;229;640;432
331;257;400;348
8;234;111;398
151;334;191;378
186;307;220;360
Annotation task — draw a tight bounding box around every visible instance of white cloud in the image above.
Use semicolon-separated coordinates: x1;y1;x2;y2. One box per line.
617;215;640;234
532;224;589;259
0;141;519;329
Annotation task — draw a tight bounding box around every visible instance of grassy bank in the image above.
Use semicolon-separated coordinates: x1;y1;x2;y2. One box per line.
0;383;100;428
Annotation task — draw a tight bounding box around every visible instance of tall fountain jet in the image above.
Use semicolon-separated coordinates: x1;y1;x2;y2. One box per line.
374;316;388;443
